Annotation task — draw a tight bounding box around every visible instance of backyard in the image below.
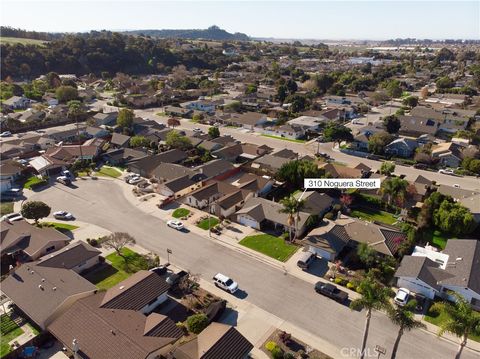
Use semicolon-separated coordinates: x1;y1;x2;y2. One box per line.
0;314;23;357
83;248;148;290
350;206;397;226
197;217;219;230
423;229;448;250
172;208;191;219
240;234;298;262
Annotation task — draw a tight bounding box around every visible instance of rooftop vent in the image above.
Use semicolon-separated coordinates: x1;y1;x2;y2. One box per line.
52;287;57;291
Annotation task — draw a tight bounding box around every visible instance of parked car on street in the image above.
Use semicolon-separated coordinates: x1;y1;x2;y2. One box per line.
394;288;410;306
53;211;74;220
193;128;202;133
314;282;348;303
438;169;454;175
0;131;12;137
212;273;238;294
1;213;23;222
167;220;185;231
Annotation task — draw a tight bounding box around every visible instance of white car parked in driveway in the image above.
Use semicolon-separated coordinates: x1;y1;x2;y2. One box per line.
167;220;184;231
1;213;23;222
213;273;238;294
128;176;142;185
394;288;410;306
53;211;74;220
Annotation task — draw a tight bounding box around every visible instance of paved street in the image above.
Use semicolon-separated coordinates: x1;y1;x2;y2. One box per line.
27;179;478;359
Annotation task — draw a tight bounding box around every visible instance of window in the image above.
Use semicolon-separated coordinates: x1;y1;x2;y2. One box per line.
45;246;55;253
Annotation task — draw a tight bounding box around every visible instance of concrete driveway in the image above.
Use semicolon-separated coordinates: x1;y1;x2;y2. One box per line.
26;179;479;359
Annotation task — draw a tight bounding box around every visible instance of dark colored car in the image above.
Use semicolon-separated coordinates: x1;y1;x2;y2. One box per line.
166;270;189;287
413;163;428;170
204;300;227;323
314;282;348;303
149;264;170;276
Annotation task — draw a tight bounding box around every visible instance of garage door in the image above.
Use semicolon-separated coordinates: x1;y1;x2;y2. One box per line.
238;217;259;229
310;246;333;261
397;278;436;299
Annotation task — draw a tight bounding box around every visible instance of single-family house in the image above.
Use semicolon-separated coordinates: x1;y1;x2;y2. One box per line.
171;322;253;359
85;126;110;139
1;264;97;329
49;292;183;359
128;149;188;177
398;115;440;137
0;161;23;193
227;172;274;197
2;96;31;110
194;159;237;180
103;148;148;166
184;181;239;210
157;175;202;199
262;124;304;140
431;142;464;168
235;197;311;237
36;241;101;274
301;216;406;261
293;191;334;218
385;138;419;158
230;112;269;130
182;100;216;114
91;111;118;126
165;106;193;118
110;132;132;148
395;240;480;309
1;219;70;265
212;143;271;163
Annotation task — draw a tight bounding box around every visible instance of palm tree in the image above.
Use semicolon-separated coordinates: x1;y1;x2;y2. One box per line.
350;274;393;359
430;293;480;359
379;177;408;206
387;300;426;359
278;195;305;242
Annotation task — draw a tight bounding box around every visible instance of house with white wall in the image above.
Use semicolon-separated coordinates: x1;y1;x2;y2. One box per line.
395;239;480;309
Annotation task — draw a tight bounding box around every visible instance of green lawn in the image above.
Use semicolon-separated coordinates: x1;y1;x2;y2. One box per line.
172;208;190;218
197;217;219;230
83;248;148;290
0;314;24;357
261;134;306;143
425;307;480;342
96;166;122;178
350;207;397;225
22;176;46;189
0;202;14;216
1;36;47;46
41;222;79;233
240;234;298;262
424;229;449;250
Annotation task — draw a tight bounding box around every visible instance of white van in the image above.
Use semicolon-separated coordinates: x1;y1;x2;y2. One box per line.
212;273;238;294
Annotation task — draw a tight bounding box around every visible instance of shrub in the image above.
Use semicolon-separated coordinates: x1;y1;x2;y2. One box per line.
346;282;355;290
334;277;347;286
284;353;295;359
265;341;277;352
278;330;292;345
186;313;209;334
324;212;335;220
271;346;284;359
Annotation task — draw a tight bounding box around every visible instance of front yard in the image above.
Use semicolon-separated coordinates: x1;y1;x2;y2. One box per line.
261;134;306;143
424;306;480;342
197;217;219;230
22;176;46;190
83;248;148;290
350;207;397;225
240;234;298;262
40;222;79;233
172;208;191;219
95;166;122;178
0;314;23;357
0;201;13;216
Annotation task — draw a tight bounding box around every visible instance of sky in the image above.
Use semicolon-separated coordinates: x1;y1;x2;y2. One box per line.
1;0;479;40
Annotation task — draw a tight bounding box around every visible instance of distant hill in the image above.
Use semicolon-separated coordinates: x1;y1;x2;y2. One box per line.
123;25;249;41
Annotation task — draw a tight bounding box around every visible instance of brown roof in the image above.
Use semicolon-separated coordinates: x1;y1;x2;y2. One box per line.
111;132;131;146
0;219;70;258
0;161;23;176
100;270;170;310
36;241;101;269
1;264;96;327
320;163;363;178
49;292;181;359
172;323;252;359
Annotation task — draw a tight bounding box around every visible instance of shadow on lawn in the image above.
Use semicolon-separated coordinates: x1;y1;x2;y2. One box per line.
83;264;119;284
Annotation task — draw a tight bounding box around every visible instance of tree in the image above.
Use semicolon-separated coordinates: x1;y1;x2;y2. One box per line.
103;232;136;259
402;96;418;108
167;117;181;128
436;76;455;89
166;130;192;150
350;275;393;359
387;300;426;359
186;313;209;334
276;160;320;189
130;135;150;148
380;161;396;176
67;100;83;121
433;201;475;236
323;122;353;142
278;195;305;242
383;115;401;134
55;85;78;103
208;126;220;138
314;74;335;94
430;293;480;359
21;201;51;224
379;177;408;206
383;80;402;98
245;83;257;94
117;108;134;130
368;132;394;155
286;94;307;113
276;84;287;103
286;78;298;94
357;243;376;267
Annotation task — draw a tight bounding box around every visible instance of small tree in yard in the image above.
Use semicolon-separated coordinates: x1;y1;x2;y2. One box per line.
21;201;51;224
103;232;136;259
380;161;396;176
208;126;220;138
167;117;181;128
186;313;209;334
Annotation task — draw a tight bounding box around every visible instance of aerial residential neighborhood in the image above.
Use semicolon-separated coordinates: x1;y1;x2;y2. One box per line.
0;1;479;359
